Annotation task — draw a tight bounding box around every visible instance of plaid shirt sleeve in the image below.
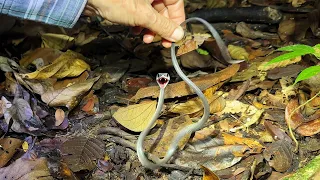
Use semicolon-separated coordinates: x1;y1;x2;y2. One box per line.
0;0;87;28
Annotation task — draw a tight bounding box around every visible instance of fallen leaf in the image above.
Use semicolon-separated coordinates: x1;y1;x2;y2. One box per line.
201;165;220;180
285;99;304;130
41;33;74;50
75;31;100;46
19;48;62;68
258;56;301;71
0;138;23;167
131;64;239;101
263;140;293;172
55;108;65;126
228;45;249;61
41;76;99;109
0;157;53;180
177;39;197;56
296;119;320;136
222;133;264;153
21;50;90;80
144;115;193;157
113;101;157;132
61;137;104;172
53;71;89;90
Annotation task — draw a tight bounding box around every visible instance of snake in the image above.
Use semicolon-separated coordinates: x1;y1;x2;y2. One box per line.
136;17;243;169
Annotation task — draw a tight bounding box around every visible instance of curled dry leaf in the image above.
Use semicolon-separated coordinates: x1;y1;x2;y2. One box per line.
55;108;65;126
228;45;249;61
0;157;53;180
41;33;74;50
21;50;90;80
53;71;89;90
112;101;157;132
258;56;301;71
285;99;304;130
0;138;24;167
131;64;239;101
61;137;104;172
144;115;192;157
41;76;99;109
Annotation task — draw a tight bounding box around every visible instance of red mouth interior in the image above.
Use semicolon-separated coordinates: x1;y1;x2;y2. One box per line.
158;77;168;85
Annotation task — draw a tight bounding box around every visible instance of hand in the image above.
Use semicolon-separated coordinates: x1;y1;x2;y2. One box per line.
84;0;185;48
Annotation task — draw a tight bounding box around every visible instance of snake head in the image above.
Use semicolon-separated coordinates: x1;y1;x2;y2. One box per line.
156;73;170;89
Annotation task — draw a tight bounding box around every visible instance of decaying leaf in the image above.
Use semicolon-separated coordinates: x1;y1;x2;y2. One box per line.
61;137;104;172
258;56;301;71
21;50;90;80
144;115;193;157
53;71;89;90
131;64;239;101
19;48;62;68
296;119;320;136
285;99;304;130
41;76;99;109
113;101;157;132
41;33;74;50
0;157;53;180
0;138;24;167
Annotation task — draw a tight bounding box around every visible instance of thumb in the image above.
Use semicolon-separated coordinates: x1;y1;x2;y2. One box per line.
144;10;184;42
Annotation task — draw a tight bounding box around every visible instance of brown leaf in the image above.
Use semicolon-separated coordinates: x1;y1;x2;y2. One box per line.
19;48;62;68
53;71;89;90
264;121;292;143
61;137;104;172
201;165;220;180
177;39;197;56
41;76;99;109
131;64;239;101
113;101;157;132
0;157;53;180
0;138;23;167
296;119;320;136
263;140;293;172
55;108;65;126
144;115;193;157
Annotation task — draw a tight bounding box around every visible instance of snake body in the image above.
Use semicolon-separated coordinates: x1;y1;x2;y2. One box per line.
137;17;241;169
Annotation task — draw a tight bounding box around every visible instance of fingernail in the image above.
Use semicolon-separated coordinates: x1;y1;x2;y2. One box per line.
170;26;184;41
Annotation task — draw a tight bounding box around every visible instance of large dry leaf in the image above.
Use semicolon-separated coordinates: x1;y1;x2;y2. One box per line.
144;115;193;157
19;48;62;68
0;138;23;167
296;119;320;136
113;101;157;132
131;64;239;101
169;85;222;114
41;76;99;109
61;137;104;172
222;133;264;153
53;71;89;90
201;165;220;180
0;157;53;180
21;50;90;80
228;45;249;61
14;72;55;95
41;33;74;50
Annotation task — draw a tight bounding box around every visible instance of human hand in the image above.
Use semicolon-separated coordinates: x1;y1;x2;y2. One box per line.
84;0;185;48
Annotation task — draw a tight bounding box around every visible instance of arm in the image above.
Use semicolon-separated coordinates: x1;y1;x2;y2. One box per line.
0;0;87;28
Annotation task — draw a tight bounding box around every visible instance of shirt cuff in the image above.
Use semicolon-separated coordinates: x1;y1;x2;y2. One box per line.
0;0;88;28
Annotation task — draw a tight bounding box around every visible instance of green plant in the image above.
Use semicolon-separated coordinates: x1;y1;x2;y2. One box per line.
267;44;320;84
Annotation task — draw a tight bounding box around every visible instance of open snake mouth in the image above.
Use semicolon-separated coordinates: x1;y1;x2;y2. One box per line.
156;73;170;88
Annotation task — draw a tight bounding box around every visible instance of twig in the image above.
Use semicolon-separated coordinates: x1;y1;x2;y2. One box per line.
98;134;136;150
97;127;137;141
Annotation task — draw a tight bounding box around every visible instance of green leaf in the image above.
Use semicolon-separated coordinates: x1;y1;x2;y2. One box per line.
278;44;315;53
266;51;307;66
196;48;209;55
294;65;320;84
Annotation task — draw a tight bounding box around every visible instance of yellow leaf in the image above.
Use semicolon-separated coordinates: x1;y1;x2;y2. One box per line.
228;45;249;61
113;101;157;132
41;76;99;109
21;50;90;80
201;165;220;180
258;56;301;71
222;133;264;153
41;33;74;50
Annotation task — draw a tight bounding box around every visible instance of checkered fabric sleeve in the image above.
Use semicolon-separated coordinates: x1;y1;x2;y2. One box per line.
0;0;87;28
